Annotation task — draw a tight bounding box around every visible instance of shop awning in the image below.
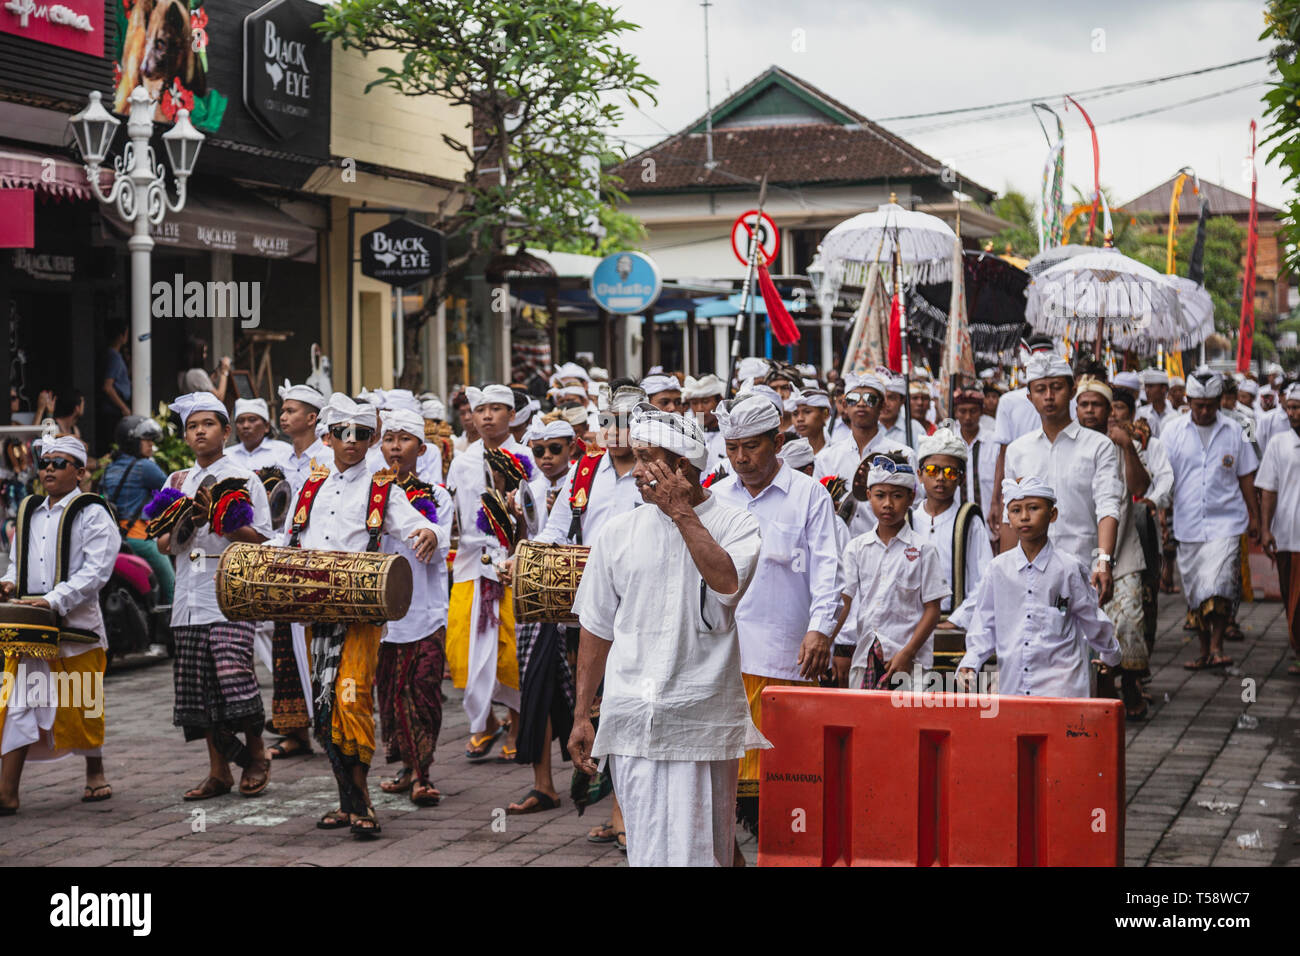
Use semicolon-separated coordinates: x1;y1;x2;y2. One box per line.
0;147;113;201
100;184;318;263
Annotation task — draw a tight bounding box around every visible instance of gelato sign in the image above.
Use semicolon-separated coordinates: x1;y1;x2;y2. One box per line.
590;251;662;314
0;0;101;56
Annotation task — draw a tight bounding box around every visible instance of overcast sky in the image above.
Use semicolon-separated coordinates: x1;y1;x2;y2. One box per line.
605;0;1288;210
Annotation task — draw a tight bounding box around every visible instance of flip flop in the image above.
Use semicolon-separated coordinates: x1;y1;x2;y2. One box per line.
495;744;518;764
587;822;617;844
239;756;271;797
1225;625;1245;642
81;784;112;803
1288;662;1300;676
615;831;627;853
183;776;232;801
465;724;505;761
380;768;414;794
410;782;441;807
1184;655;1212;671
317;809;350;830
506;789;561;815
267;737;312;759
1206;654;1233;669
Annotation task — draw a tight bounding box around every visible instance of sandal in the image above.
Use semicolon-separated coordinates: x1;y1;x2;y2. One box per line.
411;781;441;807
615;831;627;853
183;776;232;801
506;789;561;815
495;744;518;764
317;808;351;830
380;768;414;794
81;783;112;803
267;737;312;759
1225;624;1245;642
1184;655;1211;671
465;724;505;761
351;807;382;839
239;756;271;797
1206;654;1233;669
1126;703;1149;722
587;821;617;844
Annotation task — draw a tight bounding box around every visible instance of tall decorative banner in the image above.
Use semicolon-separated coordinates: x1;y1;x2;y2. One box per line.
1065;95;1101;244
841;263;889;376
940;236;975;387
1035;105;1065;252
1166;172;1187;275
1237;121;1259;374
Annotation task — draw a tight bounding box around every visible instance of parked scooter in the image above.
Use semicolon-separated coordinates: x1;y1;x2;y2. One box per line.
100;541;171;667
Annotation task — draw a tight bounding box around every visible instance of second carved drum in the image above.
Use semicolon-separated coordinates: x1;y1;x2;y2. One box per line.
215;543;413;624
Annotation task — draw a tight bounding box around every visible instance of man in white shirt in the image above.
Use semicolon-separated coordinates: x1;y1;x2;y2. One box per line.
640;373;683;414
0;435;118;813
876;370;911;448
445;384;535;761
1162;367;1261;671
682;374;727;477
226;398;291;470
1004;353;1121;604
791;387;833;470
1135;368;1178;439
816;374;906;482
990;337;1061;540
709;394;842;844
374;408;453;809
952;387;998;542
266;381;328;760
1255;383;1300;675
156;393;274;801
569;405;766;867
959;476;1119;697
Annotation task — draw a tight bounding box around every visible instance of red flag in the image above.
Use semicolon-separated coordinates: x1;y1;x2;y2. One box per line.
887;293;902;372
1237;120;1258;374
1065;95;1101;244
756;263;801;346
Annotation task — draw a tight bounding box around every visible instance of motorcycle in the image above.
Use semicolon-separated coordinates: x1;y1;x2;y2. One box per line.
100;541;171;667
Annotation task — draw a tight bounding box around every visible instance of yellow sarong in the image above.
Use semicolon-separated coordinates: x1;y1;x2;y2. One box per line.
446;579;519;692
314;623;382;767
738;672;812;798
0;648;106;757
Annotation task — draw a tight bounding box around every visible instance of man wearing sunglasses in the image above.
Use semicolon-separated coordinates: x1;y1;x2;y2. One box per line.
0;435;118;814
816;374;912;488
445;384;535;763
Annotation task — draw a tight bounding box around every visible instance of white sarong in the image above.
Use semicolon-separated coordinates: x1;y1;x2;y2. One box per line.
611;754;740;867
1176;536;1241;612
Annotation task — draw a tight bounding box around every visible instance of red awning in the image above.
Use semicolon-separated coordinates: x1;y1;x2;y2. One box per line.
0;189;34;248
0;147;112;201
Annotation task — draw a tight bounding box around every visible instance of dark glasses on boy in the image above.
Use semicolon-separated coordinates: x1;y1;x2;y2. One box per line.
921;463;964;480
37;457;75;471
530;442;568;457
844;392;881;407
330;425;375;443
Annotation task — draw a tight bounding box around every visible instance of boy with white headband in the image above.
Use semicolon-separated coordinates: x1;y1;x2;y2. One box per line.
568;405;766;866
287;393;444;836
445;384;534;762
0;435;118;813
227;398;291;470
959;477;1118;697
1258;382;1300;675
1136;367;1177;439
682;374;727;475
375;408;453;808
710;395;843;852
640;374;683;414
836;451;948;690
792;388;833;467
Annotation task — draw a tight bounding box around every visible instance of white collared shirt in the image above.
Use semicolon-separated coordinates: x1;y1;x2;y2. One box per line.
1135;401;1178;439
711;464;844;681
992;387;1039;446
1161;413;1258;543
840;524;949;670
381;481;453;643
282;437;330;498
289;461;441;554
961;427;999;530
1;490;118;654
573;495;768;762
911;499;992;621
225;436;291;471
1254;428;1300;552
1005;420;1122;570
1256;405;1288;453
960;541;1119;698
1140;436;1175;512
445;436;536;581
366;442;444;487
815;427;912;483
534;451;641;548
168;456;273;628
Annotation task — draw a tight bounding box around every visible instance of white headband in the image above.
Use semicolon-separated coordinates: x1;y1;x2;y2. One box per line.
844;373;887;396
169;391;229;426
472;384;516;410
383;388;421;413
1024;353;1074;383
34;434;87;466
323;392;379;428
1238;379;1260;397
1002;475;1056;503
716;394;782;440
795;388;831;410
640;374;680;397
1138;368;1169;387
380;409;426;440
629;408;709;470
917;427;968;463
1284;383;1300;402
511;397;540;427
778;437;815;469
552;361;590;384
1185;367;1224;399
233;398;270;422
1112;371;1140;391
525;419;576;442
866;462;916;491
681;374;726;400
278;380;324;409
421;398;446;421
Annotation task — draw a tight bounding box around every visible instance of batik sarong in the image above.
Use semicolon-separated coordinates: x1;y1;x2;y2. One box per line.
377;630;445;783
172;622;264;743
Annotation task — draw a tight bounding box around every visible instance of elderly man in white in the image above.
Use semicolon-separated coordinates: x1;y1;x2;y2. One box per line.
1162;367;1261;671
225;398;291;470
709;393;843;846
1004;351;1122;604
569;405;766;867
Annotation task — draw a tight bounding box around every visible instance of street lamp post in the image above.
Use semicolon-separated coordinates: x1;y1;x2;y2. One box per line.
69;87;204;417
806;248;835;375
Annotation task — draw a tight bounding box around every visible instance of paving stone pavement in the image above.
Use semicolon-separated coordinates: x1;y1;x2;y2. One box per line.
0;596;1296;867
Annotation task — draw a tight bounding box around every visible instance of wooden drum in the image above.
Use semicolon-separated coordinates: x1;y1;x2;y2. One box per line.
0;601;62;659
511;541;590;624
215;543;413;624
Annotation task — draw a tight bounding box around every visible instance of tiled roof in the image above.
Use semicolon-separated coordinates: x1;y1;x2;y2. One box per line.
1124;176;1279;217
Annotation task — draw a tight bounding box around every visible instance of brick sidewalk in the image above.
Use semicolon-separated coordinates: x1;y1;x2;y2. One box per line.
0;595;1296;867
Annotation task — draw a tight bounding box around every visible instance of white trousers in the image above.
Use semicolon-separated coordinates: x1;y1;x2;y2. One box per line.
464;580;520;734
611;754;740;867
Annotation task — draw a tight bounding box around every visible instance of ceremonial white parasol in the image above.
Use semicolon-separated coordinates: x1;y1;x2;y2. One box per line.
821;202;957;287
1025;243;1095;277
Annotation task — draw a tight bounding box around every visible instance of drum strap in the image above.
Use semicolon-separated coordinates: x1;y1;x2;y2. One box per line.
566;450;606;546
951;501;982;608
14;492;110;598
365;477;395;552
288;473;330;548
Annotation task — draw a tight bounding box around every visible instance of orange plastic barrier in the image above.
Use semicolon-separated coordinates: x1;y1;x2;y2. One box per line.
757;687;1124;866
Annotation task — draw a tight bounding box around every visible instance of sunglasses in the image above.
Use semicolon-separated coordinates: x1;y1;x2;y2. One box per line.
869;454;914;475
844;392;882;407
329;425;375;443
37;457;75;471
921;463;964;480
530;442;569;457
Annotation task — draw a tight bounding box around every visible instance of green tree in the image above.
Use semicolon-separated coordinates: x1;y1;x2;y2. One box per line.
1262;1;1300;276
1124;217;1246;338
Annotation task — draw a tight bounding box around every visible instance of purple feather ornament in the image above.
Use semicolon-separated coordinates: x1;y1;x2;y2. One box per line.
142;487;185;520
475;506;491;535
216;496;254;534
412;496;438;523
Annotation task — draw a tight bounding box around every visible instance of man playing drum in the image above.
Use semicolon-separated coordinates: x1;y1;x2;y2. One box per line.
289;394;444;838
0;435;118;813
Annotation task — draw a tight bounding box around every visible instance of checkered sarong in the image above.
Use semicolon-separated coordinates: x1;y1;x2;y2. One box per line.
172;622;265;742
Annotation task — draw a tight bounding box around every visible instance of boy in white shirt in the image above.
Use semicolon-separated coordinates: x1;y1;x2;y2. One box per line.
958;477;1119;697
1257;383;1300;675
835;451;948;690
